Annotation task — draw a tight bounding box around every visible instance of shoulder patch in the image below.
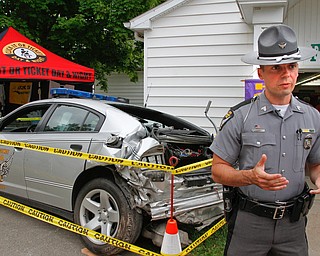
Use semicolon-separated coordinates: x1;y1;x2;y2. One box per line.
219;109;234;130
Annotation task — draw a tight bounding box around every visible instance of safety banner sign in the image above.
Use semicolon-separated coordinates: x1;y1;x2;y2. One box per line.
0;27;95;83
9;82;32;104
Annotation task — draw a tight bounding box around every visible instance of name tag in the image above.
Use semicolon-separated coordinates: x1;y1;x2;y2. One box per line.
301;129;315;133
251;128;265;133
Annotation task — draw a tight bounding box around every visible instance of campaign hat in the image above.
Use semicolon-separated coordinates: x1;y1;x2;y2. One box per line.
241;25;317;65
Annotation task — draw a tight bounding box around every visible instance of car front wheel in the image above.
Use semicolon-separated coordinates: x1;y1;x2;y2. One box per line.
74;178;143;255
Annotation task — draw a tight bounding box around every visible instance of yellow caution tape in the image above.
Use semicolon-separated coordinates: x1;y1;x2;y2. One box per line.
180;217;226;255
16;117;42;122
0;139;214;174
173;159;212;175
0;139;174;172
0;195;225;256
0;139;222;254
0;196;162;256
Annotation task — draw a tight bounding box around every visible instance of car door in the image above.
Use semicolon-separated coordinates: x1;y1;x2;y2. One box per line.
0;103;51;198
24;103;102;211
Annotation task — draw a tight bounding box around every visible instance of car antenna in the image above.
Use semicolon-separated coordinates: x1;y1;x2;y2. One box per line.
204;100;218;135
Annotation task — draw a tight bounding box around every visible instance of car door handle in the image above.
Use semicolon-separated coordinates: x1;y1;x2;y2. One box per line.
70;144;83;151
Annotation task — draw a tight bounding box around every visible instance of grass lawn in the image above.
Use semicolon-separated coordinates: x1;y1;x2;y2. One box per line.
137;217;227;255
135;217;227;255
190;221;227;255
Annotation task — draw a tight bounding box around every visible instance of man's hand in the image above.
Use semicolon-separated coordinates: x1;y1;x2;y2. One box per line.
250;154;289;191
309;178;320;195
307;162;320;194
309;188;320;194
212;153;288;189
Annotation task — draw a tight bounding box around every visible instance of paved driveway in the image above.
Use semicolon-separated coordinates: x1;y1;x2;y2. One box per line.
0;205;84;256
0;202;139;256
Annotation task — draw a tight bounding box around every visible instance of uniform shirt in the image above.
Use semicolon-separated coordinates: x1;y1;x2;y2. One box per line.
210;92;320;202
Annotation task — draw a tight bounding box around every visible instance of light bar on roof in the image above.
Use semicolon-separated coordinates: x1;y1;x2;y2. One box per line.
50;88;129;103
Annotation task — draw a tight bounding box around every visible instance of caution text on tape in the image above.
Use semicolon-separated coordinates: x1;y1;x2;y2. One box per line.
0;139;174;172
0;139;214;174
0;195;225;256
0;196;162;256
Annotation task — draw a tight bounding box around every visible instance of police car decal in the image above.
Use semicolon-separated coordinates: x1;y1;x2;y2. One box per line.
0;150;14;182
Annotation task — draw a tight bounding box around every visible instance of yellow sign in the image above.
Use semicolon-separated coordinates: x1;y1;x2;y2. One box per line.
9;82;32;104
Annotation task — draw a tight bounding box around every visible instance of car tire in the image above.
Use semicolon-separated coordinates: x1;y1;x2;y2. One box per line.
74;178;143;255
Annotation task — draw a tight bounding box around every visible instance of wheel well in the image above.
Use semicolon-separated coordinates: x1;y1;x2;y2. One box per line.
71;165;116;209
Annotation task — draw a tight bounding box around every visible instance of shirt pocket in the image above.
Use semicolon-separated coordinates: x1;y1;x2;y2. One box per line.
293;133;315;172
241;133;276;172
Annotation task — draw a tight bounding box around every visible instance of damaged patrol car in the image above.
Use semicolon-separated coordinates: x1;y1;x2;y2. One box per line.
0;88;223;255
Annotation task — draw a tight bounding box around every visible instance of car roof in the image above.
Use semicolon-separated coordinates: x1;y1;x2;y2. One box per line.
23;98;210;136
28;97;114;114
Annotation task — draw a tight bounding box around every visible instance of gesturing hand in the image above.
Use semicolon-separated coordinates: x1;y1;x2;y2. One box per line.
251;154;289;191
309;187;320;194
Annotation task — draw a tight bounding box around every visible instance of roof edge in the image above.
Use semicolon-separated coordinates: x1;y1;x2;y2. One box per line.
125;0;191;31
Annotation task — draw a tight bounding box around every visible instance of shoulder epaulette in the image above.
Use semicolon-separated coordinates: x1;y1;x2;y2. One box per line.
231;96;257;111
295;96;312;107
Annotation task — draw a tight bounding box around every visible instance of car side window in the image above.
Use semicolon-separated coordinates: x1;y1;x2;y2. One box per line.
44;105;99;132
81;112;100;131
0;105;50;132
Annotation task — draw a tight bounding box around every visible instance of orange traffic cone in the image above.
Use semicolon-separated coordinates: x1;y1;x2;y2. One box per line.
160;218;182;255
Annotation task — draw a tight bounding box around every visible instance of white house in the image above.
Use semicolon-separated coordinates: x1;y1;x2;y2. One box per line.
120;0;320;133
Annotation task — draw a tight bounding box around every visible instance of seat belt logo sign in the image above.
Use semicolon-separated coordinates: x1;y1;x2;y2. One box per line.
3;42;47;63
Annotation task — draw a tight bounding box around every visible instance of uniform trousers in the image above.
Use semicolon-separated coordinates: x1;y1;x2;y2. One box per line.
225;208;308;256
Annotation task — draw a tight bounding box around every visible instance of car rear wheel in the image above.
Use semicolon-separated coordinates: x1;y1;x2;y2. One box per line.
74;178;143;255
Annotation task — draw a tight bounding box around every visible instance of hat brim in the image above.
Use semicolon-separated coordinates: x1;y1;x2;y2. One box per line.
241;47;317;65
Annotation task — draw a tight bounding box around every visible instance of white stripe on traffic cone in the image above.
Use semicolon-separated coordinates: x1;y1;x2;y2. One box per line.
160;219;182;255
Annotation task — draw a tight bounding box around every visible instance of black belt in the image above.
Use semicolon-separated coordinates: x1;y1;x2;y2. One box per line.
238;193;294;220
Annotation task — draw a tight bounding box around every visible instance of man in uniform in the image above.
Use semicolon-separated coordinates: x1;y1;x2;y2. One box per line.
210;24;320;256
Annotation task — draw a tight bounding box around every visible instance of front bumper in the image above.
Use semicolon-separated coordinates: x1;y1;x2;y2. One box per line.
150;187;223;227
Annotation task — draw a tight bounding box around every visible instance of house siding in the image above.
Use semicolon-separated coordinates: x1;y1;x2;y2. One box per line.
143;0;253;132
95;72;144;106
125;0;319;132
285;0;320;70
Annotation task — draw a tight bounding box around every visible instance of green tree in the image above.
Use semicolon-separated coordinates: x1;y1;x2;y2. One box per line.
0;0;166;89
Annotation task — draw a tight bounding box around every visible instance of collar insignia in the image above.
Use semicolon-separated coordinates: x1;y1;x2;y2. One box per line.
261;106;267;112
